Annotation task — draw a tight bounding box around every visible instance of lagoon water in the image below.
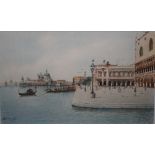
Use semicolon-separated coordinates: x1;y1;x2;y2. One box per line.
0;87;154;124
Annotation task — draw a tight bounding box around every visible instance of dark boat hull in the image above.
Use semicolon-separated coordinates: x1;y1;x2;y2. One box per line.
18;88;37;96
19;92;36;96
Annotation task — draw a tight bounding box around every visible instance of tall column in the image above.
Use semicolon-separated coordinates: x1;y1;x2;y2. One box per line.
120;81;122;87
147;82;149;87
111;81;113;87
106;68;109;87
125;81;127;87
116;81;118;87
102;69;104;86
145;81;147;87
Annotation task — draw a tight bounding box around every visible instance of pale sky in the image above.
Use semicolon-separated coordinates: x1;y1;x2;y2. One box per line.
0;32;139;82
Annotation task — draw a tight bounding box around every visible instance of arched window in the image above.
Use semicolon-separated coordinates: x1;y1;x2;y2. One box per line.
139;47;143;57
149;38;153;51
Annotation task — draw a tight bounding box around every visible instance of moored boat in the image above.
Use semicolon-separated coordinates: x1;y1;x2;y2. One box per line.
46;85;76;93
18;88;37;96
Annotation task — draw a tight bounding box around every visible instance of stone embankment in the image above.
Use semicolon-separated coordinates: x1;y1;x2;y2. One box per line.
72;87;154;109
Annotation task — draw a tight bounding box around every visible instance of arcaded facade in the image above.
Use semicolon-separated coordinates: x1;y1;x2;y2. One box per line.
94;63;135;87
135;32;155;88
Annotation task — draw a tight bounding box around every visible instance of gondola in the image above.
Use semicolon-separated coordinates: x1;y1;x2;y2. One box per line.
18;88;37;96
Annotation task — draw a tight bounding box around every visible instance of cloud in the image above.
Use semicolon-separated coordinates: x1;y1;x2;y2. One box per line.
0;32;137;82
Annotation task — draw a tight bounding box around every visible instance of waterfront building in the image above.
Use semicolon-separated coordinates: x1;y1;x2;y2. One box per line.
73;76;86;85
94;62;135;87
19;70;53;86
55;80;66;85
54;80;73;86
135;32;155;88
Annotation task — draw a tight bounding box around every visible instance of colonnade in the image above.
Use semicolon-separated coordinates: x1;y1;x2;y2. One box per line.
136;78;155;88
97;80;134;87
